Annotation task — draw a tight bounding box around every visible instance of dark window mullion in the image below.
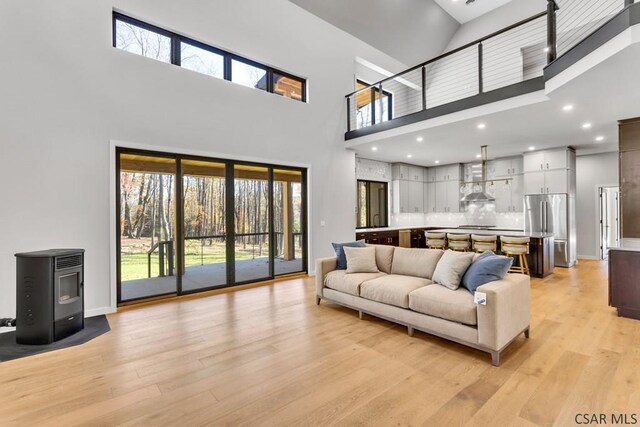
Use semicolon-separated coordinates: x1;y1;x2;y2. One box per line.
267;69;274;93
224;54;232;81
172;35;181;66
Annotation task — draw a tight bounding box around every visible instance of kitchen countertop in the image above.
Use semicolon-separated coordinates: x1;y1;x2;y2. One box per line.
609;238;640;252
356;226;525;233
430;228;554;238
356;226;447;233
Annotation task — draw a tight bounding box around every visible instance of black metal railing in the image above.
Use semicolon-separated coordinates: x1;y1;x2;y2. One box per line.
345;0;634;134
147;240;174;278
556;0;629;56
182;231;303;267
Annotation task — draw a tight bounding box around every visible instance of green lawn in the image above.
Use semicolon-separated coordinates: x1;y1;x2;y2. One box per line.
120;243;271;281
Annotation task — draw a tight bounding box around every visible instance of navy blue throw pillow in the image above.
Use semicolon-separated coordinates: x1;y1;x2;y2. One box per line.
461;252;513;293
332;240;366;270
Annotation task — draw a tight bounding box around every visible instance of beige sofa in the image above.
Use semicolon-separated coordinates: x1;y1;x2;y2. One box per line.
315;245;530;366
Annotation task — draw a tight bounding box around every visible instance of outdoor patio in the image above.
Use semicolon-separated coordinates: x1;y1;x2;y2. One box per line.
121;257;303;301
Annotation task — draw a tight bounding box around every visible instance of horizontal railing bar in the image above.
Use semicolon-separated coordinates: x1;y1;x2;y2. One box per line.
344;10;547;98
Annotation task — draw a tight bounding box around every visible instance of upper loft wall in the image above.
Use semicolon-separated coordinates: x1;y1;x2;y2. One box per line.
288;0;460;67
445;0;547;51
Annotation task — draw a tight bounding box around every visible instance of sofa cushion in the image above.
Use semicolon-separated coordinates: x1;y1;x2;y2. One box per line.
331;240;366;270
360;274;431;308
344;246;379;274
432;250;475;290
461;252;513;293
390;248;443;279
409;285;478;326
324;270;386;296
365;244;395;274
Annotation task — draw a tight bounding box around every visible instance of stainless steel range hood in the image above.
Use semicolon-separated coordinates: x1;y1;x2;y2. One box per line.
460;145;495;203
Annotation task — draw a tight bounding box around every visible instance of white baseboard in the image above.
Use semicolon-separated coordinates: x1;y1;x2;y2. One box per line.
85;306;116;318
577;255;601;261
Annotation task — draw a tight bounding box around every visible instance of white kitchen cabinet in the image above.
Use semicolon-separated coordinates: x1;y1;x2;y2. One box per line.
392;164;410;181
392;180;408;213
424;182;436;213
495;175;524;212
447;180;461;213
544;149;568;171
523;152;545;172
523;169;571;195
489;157;523;178
545;169;569;194
425;168;437;183
435;164;461;182
435;181;448;212
523;171;545;195
409;181;424;212
523;148;575;172
409;166;424;182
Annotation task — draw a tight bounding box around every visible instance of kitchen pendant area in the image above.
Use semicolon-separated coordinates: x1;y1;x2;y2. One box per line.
355;146;577;275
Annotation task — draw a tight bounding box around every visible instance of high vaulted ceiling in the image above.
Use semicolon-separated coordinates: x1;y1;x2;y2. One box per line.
433;0;515;24
288;0;460;66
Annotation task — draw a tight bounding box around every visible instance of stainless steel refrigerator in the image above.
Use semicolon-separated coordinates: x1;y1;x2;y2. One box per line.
524;194;577;267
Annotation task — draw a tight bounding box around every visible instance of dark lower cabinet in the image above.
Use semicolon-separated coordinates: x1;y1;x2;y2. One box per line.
356;230;399;246
609;248;640;320
526;236;555;279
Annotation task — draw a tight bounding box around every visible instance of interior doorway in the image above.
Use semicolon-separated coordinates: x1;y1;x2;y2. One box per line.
600;186;620;260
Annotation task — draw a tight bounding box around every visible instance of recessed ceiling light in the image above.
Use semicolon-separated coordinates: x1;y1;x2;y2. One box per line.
416;137;423;142
434;160;440;164
477;123;486;129
544;47;550;52
582;123;592;129
529;146;536;151
407;154;413;158
476;154;481;158
563;104;574;111
595;136;605;142
371;146;378;151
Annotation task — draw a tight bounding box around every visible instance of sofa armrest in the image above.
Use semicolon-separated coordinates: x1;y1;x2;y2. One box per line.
315;257;337;297
476;274;531;351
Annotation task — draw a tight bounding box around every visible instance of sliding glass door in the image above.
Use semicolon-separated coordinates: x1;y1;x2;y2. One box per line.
182;160;228;292
117;149;307;304
118;153;177;302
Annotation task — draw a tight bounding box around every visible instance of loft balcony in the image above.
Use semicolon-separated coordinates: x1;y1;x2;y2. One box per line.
345;0;640;141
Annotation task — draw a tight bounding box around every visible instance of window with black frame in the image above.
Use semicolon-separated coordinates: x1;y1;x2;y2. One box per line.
355;80;392;129
357;180;388;229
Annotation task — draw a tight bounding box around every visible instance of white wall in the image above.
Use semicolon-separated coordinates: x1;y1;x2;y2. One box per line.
0;0;406;319
576;152;619;259
445;0;546;51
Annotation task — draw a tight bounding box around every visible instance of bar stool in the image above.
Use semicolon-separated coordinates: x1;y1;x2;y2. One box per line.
447;233;471;252
471;234;497;253
500;236;530;275
425;232;447;250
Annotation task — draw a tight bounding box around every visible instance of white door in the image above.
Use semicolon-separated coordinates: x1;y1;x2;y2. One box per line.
523;171;545;195
545;169;568;194
523;152;545;172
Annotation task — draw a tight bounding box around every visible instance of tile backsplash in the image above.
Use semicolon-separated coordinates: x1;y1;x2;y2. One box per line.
391;204;524;230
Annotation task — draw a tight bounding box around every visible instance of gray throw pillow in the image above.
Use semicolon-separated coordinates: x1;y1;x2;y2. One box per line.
344;246;379;274
432;250;475;290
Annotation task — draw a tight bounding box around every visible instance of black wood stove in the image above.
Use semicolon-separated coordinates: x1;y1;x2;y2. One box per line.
14;249;85;345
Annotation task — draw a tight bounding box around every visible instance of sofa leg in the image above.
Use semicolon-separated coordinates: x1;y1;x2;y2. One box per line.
358;311;363;320
407;326;414;337
316;297;321;305
524;327;530;339
491;351;500;367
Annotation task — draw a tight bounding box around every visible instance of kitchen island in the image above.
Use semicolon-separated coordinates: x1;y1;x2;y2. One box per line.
431;229;554;278
355;226;554;278
609;239;640;320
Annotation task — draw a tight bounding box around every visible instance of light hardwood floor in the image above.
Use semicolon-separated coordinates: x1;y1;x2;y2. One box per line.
1;260;639;426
